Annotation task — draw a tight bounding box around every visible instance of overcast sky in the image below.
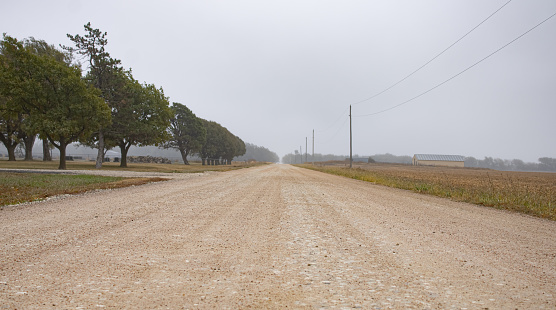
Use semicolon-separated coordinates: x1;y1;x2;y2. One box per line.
2;0;555;162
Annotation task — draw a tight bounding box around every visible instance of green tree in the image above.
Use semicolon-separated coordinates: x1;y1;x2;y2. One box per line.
164;103;206;165
199;119;220;165
221;132;245;165
105;74;172;168
0;36;28;161
65;22;123;168
0;94;21;161
24;37;74;161
199;119;245;165
0;35;111;169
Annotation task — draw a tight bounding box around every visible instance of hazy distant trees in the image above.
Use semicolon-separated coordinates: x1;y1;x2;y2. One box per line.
281;152;412;164
370;153;412;164
282;152;556;172
465;156;556;172
164;103;206;165
235;143;279;163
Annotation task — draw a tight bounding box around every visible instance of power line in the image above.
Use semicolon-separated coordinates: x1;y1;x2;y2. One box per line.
355;10;556;118
314;1;512;135
352;0;513;106
320;116;349;145
316;106;350;133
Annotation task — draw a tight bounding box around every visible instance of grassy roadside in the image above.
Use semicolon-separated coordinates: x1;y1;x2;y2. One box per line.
300;164;556;221
0;160;266;207
0;160;263;173
0;172;167;207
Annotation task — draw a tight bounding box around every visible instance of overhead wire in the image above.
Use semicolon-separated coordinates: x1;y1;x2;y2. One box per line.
316;106;350;133
351;0;513;106
354;9;556;118
314;0;513;141
319;116;350;146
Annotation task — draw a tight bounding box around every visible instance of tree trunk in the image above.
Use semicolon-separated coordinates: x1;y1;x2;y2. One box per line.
179;148;190;165
202;158;206;165
119;142;131;168
42;139;52;161
6;143;17;161
58;141;68;170
23;135;35;161
0;135;18;161
95;129;104;169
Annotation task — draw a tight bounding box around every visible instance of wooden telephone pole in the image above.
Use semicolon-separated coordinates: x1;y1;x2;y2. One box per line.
350;105;353;168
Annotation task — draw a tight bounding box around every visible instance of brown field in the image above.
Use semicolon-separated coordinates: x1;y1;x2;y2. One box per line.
302;161;556;220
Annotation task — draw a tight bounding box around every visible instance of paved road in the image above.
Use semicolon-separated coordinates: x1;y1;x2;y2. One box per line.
1;164;555;309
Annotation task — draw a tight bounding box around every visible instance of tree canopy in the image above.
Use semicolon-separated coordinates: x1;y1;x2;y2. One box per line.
164;103;206;165
199;120;245;165
0;35;111;169
105;73;172;167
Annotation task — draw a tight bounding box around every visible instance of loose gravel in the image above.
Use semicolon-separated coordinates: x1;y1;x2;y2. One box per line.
1;164;554;309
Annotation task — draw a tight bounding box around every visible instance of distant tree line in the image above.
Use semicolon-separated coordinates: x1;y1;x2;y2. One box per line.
281;151;556;172
465;156;556;172
235;143;279;163
281;152;412;164
0;24;254;169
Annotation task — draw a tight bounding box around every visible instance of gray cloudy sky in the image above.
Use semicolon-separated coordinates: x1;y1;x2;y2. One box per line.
2;0;555;162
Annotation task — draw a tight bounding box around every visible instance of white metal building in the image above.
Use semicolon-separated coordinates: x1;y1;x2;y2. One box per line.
412;154;466;167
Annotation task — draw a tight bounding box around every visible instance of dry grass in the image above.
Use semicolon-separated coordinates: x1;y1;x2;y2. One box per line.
302;162;556;221
0;159;266;207
0;172;167;207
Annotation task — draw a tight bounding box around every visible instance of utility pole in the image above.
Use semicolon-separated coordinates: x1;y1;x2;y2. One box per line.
305;137;308;163
350;105;353;169
300;146;302;164
312;129;314;165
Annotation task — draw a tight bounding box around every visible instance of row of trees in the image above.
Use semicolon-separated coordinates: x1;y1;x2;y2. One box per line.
281;152;380;164
0;24;245;169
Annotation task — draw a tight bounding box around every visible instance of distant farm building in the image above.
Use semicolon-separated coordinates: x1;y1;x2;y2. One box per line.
413;154;465;168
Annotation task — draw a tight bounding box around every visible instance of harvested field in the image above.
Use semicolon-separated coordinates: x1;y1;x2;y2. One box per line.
303;162;556;220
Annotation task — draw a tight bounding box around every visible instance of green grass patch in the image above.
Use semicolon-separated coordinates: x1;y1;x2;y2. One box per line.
301;164;556;221
0;172;167;207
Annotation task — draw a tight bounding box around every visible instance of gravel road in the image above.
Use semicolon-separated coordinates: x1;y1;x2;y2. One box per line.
1;164;555;309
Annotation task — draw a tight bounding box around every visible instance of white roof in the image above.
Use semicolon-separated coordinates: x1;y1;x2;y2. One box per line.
414;154;465;162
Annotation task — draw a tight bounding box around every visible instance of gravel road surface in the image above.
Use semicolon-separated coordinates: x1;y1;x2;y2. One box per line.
1;164;555;309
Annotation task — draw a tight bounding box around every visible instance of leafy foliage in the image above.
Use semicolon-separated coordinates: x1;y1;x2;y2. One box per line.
164;103;206;164
0;35;111;169
106;74;172;167
199;119;245;165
